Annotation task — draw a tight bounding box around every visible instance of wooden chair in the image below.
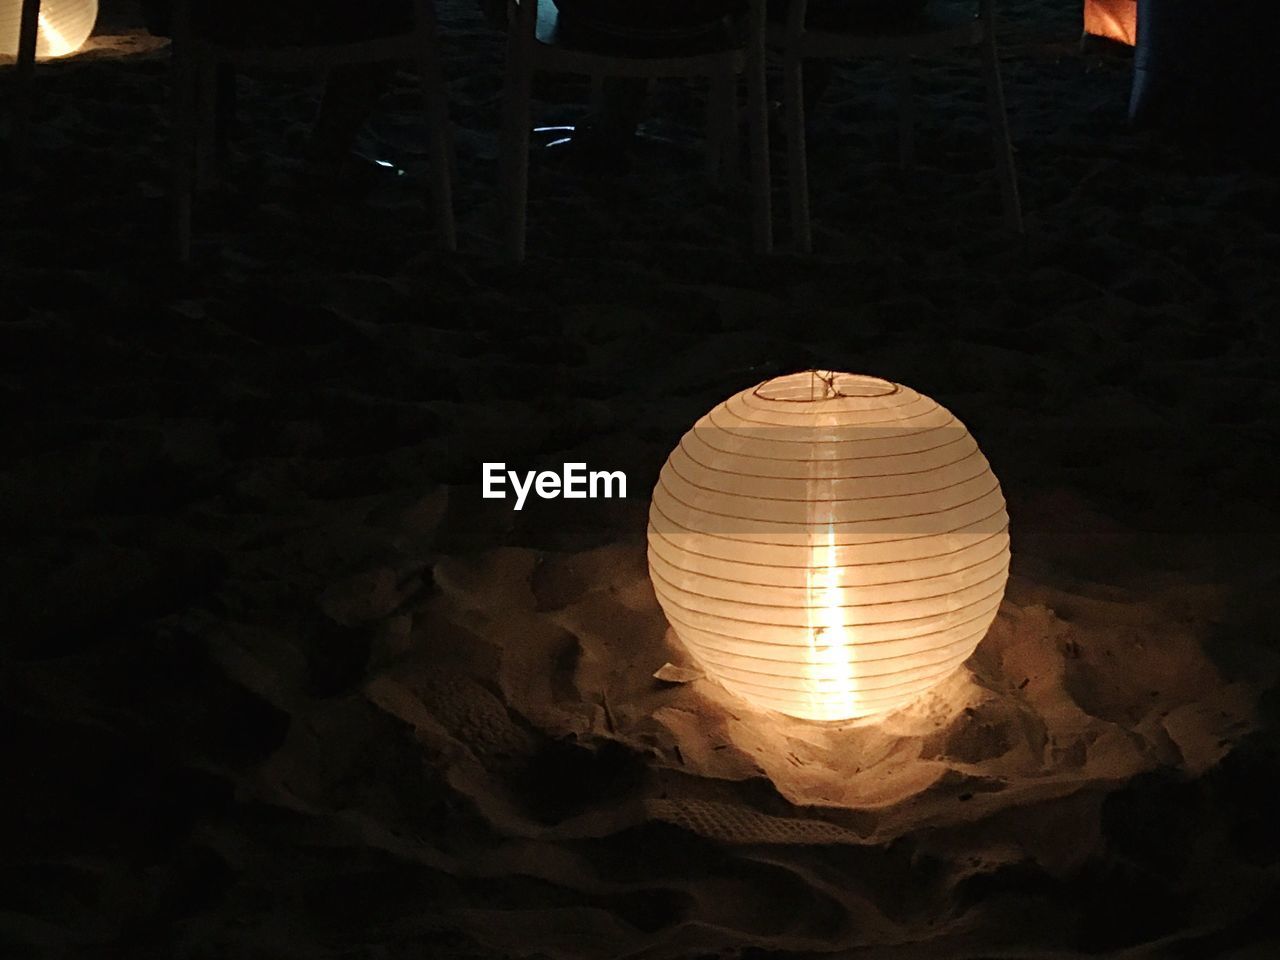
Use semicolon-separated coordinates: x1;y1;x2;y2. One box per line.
169;0;456;263
771;0;1022;253
499;0;773;262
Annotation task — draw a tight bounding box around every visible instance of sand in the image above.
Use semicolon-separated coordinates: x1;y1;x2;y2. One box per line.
2;0;1279;957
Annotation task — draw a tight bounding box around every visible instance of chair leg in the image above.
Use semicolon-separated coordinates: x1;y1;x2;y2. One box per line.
723;72;741;184
707;62;733;184
11;0;41;173
589;74;606;114
195;56;219;190
745;0;773;255
418;57;458;252
979;31;1023;233
170;4;196;263
782;52;810;255
213;64;237;171
499;26;533;262
415;3;457;251
896;56;915;172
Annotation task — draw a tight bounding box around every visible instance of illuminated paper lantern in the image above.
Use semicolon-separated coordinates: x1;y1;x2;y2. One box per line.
1;0;98;59
1084;0;1137;46
647;371;1010;722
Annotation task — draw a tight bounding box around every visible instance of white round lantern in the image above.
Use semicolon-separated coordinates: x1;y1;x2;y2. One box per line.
647;371;1010;722
1;0;98;59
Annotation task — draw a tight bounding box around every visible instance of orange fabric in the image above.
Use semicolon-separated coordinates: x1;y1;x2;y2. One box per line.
1084;0;1138;46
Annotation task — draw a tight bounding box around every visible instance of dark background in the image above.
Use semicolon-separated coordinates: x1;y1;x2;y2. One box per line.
2;1;1278;956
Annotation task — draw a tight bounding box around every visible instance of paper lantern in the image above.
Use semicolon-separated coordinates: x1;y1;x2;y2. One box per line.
1;0;98;59
647;371;1010;722
1084;0;1137;46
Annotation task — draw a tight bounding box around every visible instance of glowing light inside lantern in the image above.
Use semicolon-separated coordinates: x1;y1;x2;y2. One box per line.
1;0;98;59
647;371;1010;722
808;526;856;707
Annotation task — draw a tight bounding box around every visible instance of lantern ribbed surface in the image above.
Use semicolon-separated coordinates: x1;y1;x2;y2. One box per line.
647;371;1010;722
2;0;98;58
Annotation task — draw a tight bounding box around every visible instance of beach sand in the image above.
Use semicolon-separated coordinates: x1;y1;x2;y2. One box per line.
2;1;1279;957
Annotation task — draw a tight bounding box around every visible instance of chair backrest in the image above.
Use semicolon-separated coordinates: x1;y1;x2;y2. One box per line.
510;0;770;51
781;0;994;38
171;0;433;54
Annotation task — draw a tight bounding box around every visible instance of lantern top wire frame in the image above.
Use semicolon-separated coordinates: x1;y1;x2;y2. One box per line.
754;370;901;403
648;370;1011;722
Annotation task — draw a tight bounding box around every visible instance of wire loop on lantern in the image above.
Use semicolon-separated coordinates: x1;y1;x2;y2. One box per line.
754;370;901;403
648;371;1010;723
